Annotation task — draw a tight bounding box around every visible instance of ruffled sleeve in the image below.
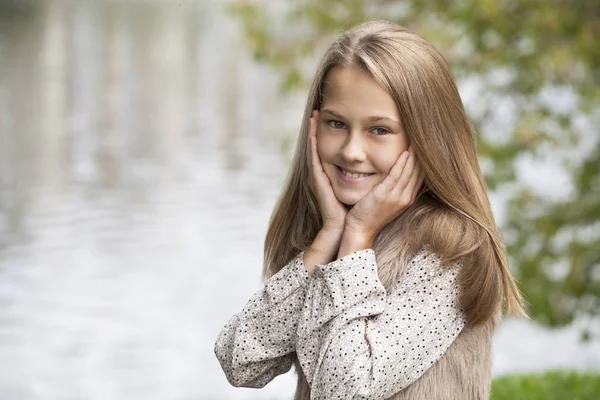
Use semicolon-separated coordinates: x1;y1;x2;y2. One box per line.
214;251;309;387
214;248;466;399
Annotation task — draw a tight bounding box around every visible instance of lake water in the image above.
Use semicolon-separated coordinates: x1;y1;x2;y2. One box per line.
0;1;598;399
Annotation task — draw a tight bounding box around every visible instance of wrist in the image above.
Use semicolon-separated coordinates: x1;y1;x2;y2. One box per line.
321;223;345;236
304;228;344;274
314;228;343;254
337;229;374;258
343;224;375;241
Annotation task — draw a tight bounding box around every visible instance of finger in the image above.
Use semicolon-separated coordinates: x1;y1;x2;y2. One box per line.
391;144;420;190
379;151;410;192
307;114;318;168
307;120;318;192
309;110;320;141
310;110;319;132
307;120;313;173
402;160;422;200
309;120;325;175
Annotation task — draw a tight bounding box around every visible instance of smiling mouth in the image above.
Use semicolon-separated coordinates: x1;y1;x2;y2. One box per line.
336;165;375;182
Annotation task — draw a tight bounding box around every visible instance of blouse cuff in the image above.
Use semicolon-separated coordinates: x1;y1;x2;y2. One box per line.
313;248;376;277
290;251;311;285
311;249;384;313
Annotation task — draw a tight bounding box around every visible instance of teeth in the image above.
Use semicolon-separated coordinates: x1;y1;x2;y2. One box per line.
341;168;370;178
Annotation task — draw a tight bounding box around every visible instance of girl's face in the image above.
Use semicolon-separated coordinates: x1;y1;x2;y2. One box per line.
317;66;410;207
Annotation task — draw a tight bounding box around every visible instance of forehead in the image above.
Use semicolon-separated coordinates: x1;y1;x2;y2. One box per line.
321;66;399;119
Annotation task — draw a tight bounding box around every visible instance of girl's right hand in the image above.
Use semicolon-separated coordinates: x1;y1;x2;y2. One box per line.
307;110;348;233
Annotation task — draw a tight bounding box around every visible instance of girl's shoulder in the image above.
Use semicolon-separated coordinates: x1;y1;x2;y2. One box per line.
412;244;464;270
400;246;463;288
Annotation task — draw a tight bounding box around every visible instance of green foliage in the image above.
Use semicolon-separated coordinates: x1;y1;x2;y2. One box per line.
228;0;600;331
491;370;600;400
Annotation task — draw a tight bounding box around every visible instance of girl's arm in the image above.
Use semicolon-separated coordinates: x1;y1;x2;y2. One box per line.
303;227;344;275
214;227;342;388
214;251;309;388
296;247;466;400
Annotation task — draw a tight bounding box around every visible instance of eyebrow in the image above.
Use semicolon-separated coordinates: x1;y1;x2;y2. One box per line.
321;108;402;127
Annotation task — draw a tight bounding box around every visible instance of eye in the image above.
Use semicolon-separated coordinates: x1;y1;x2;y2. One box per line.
372;127;391;136
327;120;346;129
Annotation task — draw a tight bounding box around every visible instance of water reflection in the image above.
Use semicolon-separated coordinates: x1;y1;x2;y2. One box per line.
0;1;303;399
0;1;598;399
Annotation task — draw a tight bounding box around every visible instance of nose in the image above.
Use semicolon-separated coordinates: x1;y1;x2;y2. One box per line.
340;130;367;163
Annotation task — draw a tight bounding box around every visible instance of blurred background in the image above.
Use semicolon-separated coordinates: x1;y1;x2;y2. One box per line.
0;0;598;399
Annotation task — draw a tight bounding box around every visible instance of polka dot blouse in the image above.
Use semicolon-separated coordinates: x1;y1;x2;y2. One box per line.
214;248;466;399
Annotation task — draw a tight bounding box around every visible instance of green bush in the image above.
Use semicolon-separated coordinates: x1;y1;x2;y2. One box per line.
491;370;600;400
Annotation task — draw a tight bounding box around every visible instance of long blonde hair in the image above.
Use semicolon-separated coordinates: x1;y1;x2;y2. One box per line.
263;20;527;327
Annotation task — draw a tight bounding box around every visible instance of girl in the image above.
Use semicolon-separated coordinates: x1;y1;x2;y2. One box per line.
214;20;527;400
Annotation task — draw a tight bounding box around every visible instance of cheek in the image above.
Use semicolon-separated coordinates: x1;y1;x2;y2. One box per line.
316;131;341;162
374;138;409;175
375;154;397;174
373;150;401;176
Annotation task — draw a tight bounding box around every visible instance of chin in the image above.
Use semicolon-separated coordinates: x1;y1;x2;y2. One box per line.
335;191;363;207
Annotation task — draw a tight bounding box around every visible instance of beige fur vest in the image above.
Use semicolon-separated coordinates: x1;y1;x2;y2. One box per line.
292;311;500;400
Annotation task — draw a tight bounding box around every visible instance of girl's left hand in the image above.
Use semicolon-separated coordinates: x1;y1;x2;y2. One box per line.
345;145;425;240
